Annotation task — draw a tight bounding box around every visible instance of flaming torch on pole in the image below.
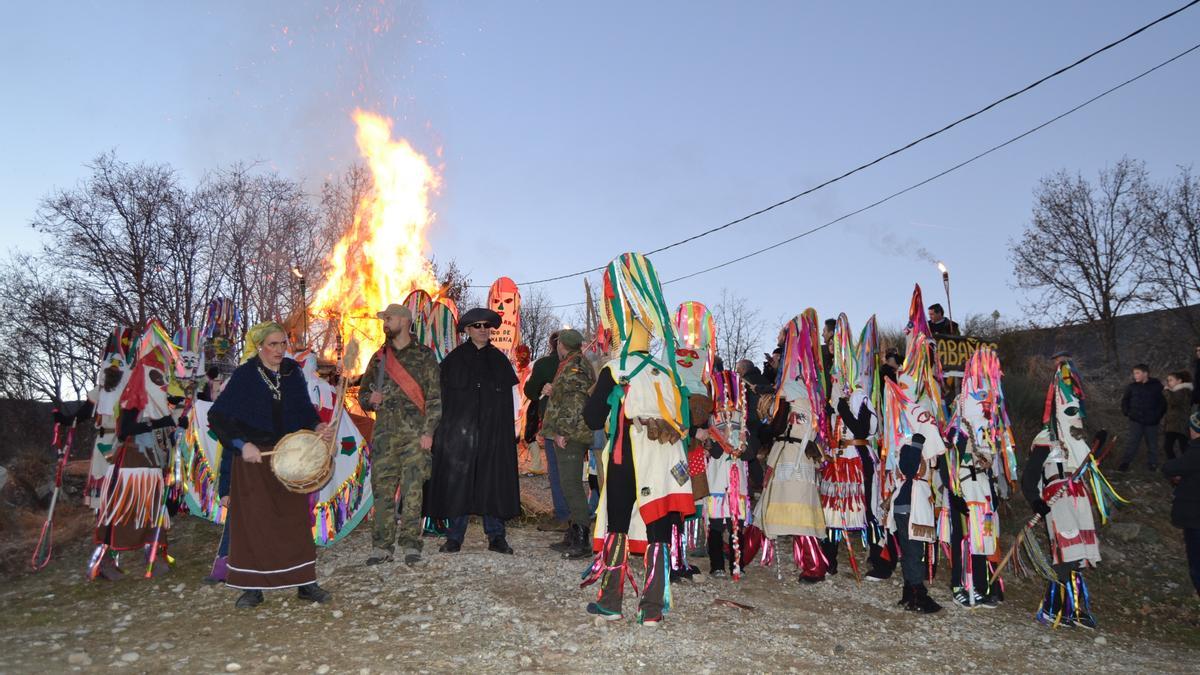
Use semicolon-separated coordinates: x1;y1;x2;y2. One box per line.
937;261;954;326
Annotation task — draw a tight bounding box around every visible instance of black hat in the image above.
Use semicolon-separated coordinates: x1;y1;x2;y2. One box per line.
457;307;502;332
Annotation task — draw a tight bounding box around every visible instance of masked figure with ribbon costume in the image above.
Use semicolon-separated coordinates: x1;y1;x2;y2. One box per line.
1020;357;1125;628
940;346;1012;609
753;311;830;584
89;321;180;581
581;253;698;627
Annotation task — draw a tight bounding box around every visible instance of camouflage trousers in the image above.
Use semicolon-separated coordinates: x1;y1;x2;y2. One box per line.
370;444;432;555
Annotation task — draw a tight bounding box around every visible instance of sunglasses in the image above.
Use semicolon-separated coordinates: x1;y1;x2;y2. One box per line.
467;322;491;330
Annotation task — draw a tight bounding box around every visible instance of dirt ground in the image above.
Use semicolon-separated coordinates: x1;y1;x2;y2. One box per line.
0;473;1197;674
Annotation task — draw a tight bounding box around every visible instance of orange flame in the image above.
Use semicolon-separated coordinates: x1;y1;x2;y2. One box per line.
310;110;441;374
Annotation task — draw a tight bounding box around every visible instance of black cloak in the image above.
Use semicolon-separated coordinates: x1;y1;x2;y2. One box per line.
430;340;520;519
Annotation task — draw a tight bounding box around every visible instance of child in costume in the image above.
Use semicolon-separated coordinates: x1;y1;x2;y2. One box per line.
886;434;942;613
581;253;697;627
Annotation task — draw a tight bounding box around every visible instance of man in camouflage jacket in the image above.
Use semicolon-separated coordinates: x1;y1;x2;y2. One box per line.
359;304;443;565
538;329;596;557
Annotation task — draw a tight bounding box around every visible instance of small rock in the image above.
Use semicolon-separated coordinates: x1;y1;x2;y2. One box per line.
121;652;140;663
317;665;331;674
833;644;846;656
1094;637;1107;646
332;610;344;619
67;653;92;667
364;631;380;643
171;583;186;593
520;656;533;667
225;663;242;672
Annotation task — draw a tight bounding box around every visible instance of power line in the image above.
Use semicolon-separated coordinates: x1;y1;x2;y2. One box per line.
659;42;1200;285
471;0;1199;288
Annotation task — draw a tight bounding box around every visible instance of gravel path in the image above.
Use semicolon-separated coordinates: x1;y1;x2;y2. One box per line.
0;505;1197;674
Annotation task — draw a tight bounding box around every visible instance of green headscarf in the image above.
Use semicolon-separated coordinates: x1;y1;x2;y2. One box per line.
241;321;287;363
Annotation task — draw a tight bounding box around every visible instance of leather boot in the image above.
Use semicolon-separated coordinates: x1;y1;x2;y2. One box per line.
907;584;942;614
564;524;593;559
550;522;576;552
638;542;671;627
897;583;914;608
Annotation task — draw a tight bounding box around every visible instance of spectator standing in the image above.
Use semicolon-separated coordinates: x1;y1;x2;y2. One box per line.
1118;364;1167;472
1163;371;1193;461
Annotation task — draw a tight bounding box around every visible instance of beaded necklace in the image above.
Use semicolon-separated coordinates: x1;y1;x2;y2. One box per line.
258;364;281;401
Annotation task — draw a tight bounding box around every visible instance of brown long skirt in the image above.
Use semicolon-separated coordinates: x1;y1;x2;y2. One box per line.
226;447;317;590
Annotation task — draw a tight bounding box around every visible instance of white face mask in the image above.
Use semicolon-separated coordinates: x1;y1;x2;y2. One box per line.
1053;389;1090;466
142;366;171;420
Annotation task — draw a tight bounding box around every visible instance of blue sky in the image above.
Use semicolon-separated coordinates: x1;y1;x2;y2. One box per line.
2;2;1198;351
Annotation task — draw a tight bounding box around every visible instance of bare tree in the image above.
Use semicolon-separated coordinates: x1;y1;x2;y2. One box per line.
1009;158;1157;365
32;152;184;327
0;255;107;402
1142;166;1200;340
519;287;562;361
712;288;765;369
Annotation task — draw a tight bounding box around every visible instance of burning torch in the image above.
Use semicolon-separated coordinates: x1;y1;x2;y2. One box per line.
937;261;954;326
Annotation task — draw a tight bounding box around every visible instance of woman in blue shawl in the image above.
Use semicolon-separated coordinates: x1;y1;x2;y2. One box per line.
209;322;333;609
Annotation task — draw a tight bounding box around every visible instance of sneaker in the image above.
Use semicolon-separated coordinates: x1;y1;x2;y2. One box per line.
297;583;332;604
440;539;462;553
201;575;222;586
710;569;728;578
799;574;826;585
976;595;1000;609
1074;613;1098;630
952;586;985;608
865;568;891;582
639;612;663;628
586;602;622;621
365;548;393;566
1117;463;1130;472
235;590;264;609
